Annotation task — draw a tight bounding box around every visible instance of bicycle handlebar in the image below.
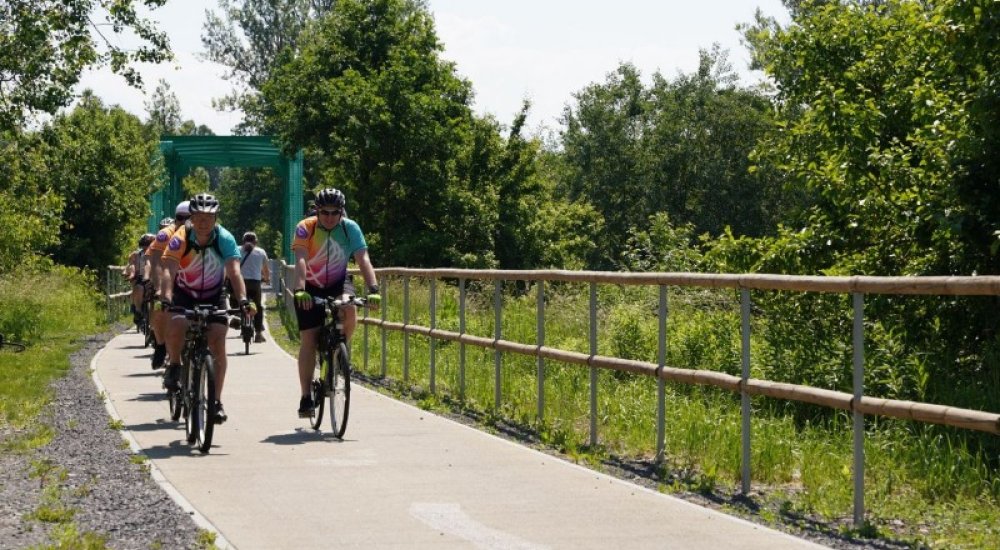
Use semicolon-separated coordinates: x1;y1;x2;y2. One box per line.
312;295;371;309
167;305;244;320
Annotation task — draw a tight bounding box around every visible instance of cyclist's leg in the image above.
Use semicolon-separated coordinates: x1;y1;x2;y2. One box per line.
297;327;320;395
339;279;359;340
131;284;143;321
247;280;264;333
163;314;188;390
206;322;228;400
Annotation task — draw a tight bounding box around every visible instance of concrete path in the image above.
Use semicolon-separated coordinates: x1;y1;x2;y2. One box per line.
93;328;827;550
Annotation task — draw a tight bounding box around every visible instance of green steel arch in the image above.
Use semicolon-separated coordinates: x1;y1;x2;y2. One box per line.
149;135;303;262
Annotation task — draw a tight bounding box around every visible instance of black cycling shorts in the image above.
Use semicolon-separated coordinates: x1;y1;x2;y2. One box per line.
295;279;356;331
171;285;228;326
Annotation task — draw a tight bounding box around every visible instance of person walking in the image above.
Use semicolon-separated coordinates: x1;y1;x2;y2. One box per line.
238;231;270;342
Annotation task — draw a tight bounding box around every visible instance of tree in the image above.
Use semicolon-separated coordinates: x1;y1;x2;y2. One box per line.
0;0;172;132
0;130;63;272
262;0;481;266
42;92;160;270
560;63;650;267
738;0;1000;409
559;52;783;268
202;0;336;133
144;79;183;136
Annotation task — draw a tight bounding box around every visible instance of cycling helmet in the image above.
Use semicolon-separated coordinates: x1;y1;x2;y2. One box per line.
189;193;220;214
159;217;174;228
314;188;346;208
175;200;191;217
139;233;156;248
242;231;257;244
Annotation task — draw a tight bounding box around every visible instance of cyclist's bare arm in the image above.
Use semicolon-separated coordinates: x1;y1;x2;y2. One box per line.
353;249;378;292
160;259;179;303
147;248;164;287
293;248;309;291
225;258;249;305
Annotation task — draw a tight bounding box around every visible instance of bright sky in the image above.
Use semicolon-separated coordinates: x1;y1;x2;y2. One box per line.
75;0;789;135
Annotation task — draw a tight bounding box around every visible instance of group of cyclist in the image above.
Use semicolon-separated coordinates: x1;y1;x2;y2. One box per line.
126;187;379;425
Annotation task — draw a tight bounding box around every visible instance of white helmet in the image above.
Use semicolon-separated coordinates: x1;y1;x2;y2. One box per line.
175;200;191;217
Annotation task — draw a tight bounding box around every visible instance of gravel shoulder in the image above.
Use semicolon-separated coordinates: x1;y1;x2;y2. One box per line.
0;327;203;549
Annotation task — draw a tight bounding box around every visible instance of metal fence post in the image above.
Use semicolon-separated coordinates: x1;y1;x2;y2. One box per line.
740;289;752;495
853;292;866;526
430;277;436;394
380;279;387;378
589;282;598;447
494;279;502;412
537;280;545;422
403;277;410;382
459;278;466;400
656;285;667;463
363;289;369;373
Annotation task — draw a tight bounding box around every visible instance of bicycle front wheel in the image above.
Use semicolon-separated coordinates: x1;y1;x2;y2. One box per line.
328;342;351;438
194;353;217;454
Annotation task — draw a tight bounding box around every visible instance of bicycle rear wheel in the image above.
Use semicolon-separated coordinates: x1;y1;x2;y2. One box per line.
309;349;329;431
195;353;217;454
328;342;351;438
184;362;198;444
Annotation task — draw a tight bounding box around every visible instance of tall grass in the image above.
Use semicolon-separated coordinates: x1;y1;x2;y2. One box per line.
338;277;1000;548
0;264;104;443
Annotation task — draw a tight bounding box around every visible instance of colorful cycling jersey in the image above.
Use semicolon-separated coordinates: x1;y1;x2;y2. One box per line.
291;217;367;288
149;223;180;255
162;224;240;299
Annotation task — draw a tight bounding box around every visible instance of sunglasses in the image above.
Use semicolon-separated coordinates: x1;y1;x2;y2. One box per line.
318;209;343;217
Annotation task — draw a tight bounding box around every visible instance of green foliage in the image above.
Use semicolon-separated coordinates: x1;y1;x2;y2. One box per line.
0;264;102;434
0;0;171;133
736;0;1000;424
41;93;160;270
0;131;64;273
264;0;484;266
217;167;286;256
559;50;785;268
262;0;594;269
202;0;336;133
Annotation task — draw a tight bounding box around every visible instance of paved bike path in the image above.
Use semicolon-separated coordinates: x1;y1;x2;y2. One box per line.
94;328;827;549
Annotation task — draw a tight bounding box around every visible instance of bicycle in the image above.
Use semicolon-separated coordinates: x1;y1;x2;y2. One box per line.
239;309;254;355
166;304;242;454
305;295;370;437
0;334;26;352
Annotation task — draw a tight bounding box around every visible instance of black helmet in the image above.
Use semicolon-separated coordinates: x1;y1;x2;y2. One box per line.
159;217;174;228
314;188;346;208
189;193;220;214
139;233;156;247
242;231;257;244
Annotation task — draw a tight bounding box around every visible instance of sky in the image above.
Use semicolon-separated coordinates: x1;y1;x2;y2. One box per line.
75;0;790;135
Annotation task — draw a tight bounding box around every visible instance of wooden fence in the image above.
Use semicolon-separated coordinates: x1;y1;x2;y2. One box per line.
284;265;1000;526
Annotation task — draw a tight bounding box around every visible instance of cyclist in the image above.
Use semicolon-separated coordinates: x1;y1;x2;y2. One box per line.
292;188;379;417
160;193;255;424
237;231;270;343
127;233;156;329
147;202;190;370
